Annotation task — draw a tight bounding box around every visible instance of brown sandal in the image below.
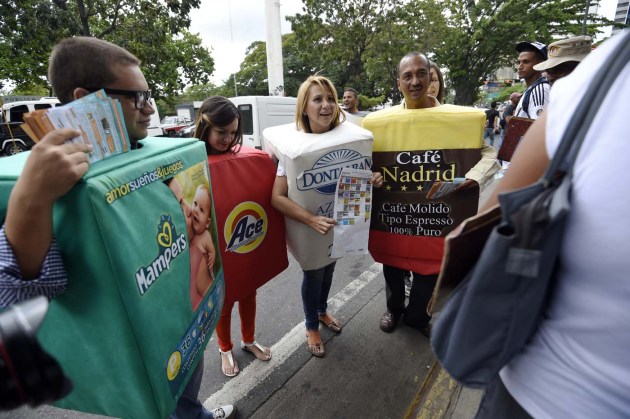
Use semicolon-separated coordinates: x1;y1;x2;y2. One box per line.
240;341;272;361
318;314;342;333
306;330;325;357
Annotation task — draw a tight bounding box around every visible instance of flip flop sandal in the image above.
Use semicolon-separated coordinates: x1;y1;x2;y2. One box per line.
318;315;342;333
240;341;272;361
305;331;325;357
219;349;240;377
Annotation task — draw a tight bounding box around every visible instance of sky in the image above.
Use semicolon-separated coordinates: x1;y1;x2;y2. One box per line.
191;0;620;85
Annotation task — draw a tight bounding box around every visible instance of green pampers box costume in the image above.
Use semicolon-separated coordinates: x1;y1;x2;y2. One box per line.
0;138;224;419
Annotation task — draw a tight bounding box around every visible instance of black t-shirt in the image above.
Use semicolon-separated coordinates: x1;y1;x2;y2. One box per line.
485;109;499;128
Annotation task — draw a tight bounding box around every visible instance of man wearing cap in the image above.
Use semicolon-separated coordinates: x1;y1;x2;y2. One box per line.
534;36;592;86
514;41;550;119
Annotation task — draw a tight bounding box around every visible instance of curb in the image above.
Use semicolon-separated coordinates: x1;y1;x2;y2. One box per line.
405;361;483;419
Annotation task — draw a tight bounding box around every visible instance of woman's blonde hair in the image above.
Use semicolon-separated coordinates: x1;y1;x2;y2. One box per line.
295;75;344;133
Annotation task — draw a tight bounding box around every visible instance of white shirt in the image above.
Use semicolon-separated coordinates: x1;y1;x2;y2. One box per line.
501;33;630;419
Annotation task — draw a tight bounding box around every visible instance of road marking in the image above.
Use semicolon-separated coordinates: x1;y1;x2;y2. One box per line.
203;261;383;408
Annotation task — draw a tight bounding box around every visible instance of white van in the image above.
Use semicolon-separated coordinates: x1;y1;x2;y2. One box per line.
1;97;61;155
229;96;296;149
146;98;162;137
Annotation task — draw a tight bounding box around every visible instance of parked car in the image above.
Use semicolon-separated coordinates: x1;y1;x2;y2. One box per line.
160;115;189;137
177;122;196;138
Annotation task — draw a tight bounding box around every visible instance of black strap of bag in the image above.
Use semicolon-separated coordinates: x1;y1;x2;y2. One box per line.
543;32;630;184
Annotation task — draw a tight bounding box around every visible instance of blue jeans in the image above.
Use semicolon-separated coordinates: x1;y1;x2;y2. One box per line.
170;358;213;419
483;127;495;147
301;262;336;330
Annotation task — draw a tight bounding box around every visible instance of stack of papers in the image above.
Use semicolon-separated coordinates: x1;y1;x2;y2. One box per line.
21;90;130;163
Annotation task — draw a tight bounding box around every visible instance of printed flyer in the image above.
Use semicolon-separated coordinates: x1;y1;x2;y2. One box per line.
331;167;373;258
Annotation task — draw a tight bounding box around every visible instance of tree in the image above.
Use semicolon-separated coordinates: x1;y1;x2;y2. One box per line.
223;33;312;98
435;0;612;105
287;0;392;98
0;0;214;100
286;0;448;103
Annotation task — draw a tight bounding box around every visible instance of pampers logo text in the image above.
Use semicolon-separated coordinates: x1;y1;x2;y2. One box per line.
297;149;372;194
135;215;187;296
105;161;184;203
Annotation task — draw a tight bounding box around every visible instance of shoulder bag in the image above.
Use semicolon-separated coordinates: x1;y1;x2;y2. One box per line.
430;34;630;388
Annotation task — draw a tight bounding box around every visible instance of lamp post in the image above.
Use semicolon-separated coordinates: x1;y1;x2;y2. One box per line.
228;0;238;97
581;0;590;35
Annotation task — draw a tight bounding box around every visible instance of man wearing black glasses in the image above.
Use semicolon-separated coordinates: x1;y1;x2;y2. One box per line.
39;37;235;419
48;38;155;149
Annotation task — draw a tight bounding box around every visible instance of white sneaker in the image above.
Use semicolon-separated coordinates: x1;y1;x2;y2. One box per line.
209;404;236;419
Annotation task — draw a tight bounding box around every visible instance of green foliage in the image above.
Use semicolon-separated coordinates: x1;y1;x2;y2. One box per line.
358;94;385;111
0;0;214;100
435;0;612;105
224;33;312;98
282;0;611;106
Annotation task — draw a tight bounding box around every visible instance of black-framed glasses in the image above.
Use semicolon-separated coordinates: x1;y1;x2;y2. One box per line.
86;87;152;110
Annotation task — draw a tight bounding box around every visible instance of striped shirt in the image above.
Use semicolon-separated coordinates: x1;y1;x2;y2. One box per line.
0;226;67;308
515;77;550;119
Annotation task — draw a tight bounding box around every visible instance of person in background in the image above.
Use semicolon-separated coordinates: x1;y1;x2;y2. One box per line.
483;101;500;147
533;35;592;87
476;32;629;419
272;76;383;357
0;129;91;307
428;61;445;104
47;37;235;419
342;87;368;116
194;96;272;378
514;41;549;119
499;92;522;141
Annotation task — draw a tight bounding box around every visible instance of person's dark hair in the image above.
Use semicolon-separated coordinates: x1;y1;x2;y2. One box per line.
429;61;445;103
343;87;358;98
398;52;429;77
48;37;141;105
193;96;242;154
490;101;498;109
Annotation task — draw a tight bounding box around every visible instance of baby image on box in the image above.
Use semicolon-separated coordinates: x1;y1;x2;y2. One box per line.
166;163;220;311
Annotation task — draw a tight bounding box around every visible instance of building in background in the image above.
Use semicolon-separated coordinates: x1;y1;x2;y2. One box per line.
612;0;630;35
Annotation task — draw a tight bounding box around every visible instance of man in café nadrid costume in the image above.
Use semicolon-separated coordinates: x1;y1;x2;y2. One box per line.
363;52;499;336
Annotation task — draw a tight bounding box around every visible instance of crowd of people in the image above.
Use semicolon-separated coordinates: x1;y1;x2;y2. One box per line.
0;29;627;419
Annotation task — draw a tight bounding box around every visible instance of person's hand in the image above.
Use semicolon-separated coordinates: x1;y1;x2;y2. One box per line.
308;216;337;235
454;179;478;192
494;128;501;135
370;172;384;188
17;128;92;205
